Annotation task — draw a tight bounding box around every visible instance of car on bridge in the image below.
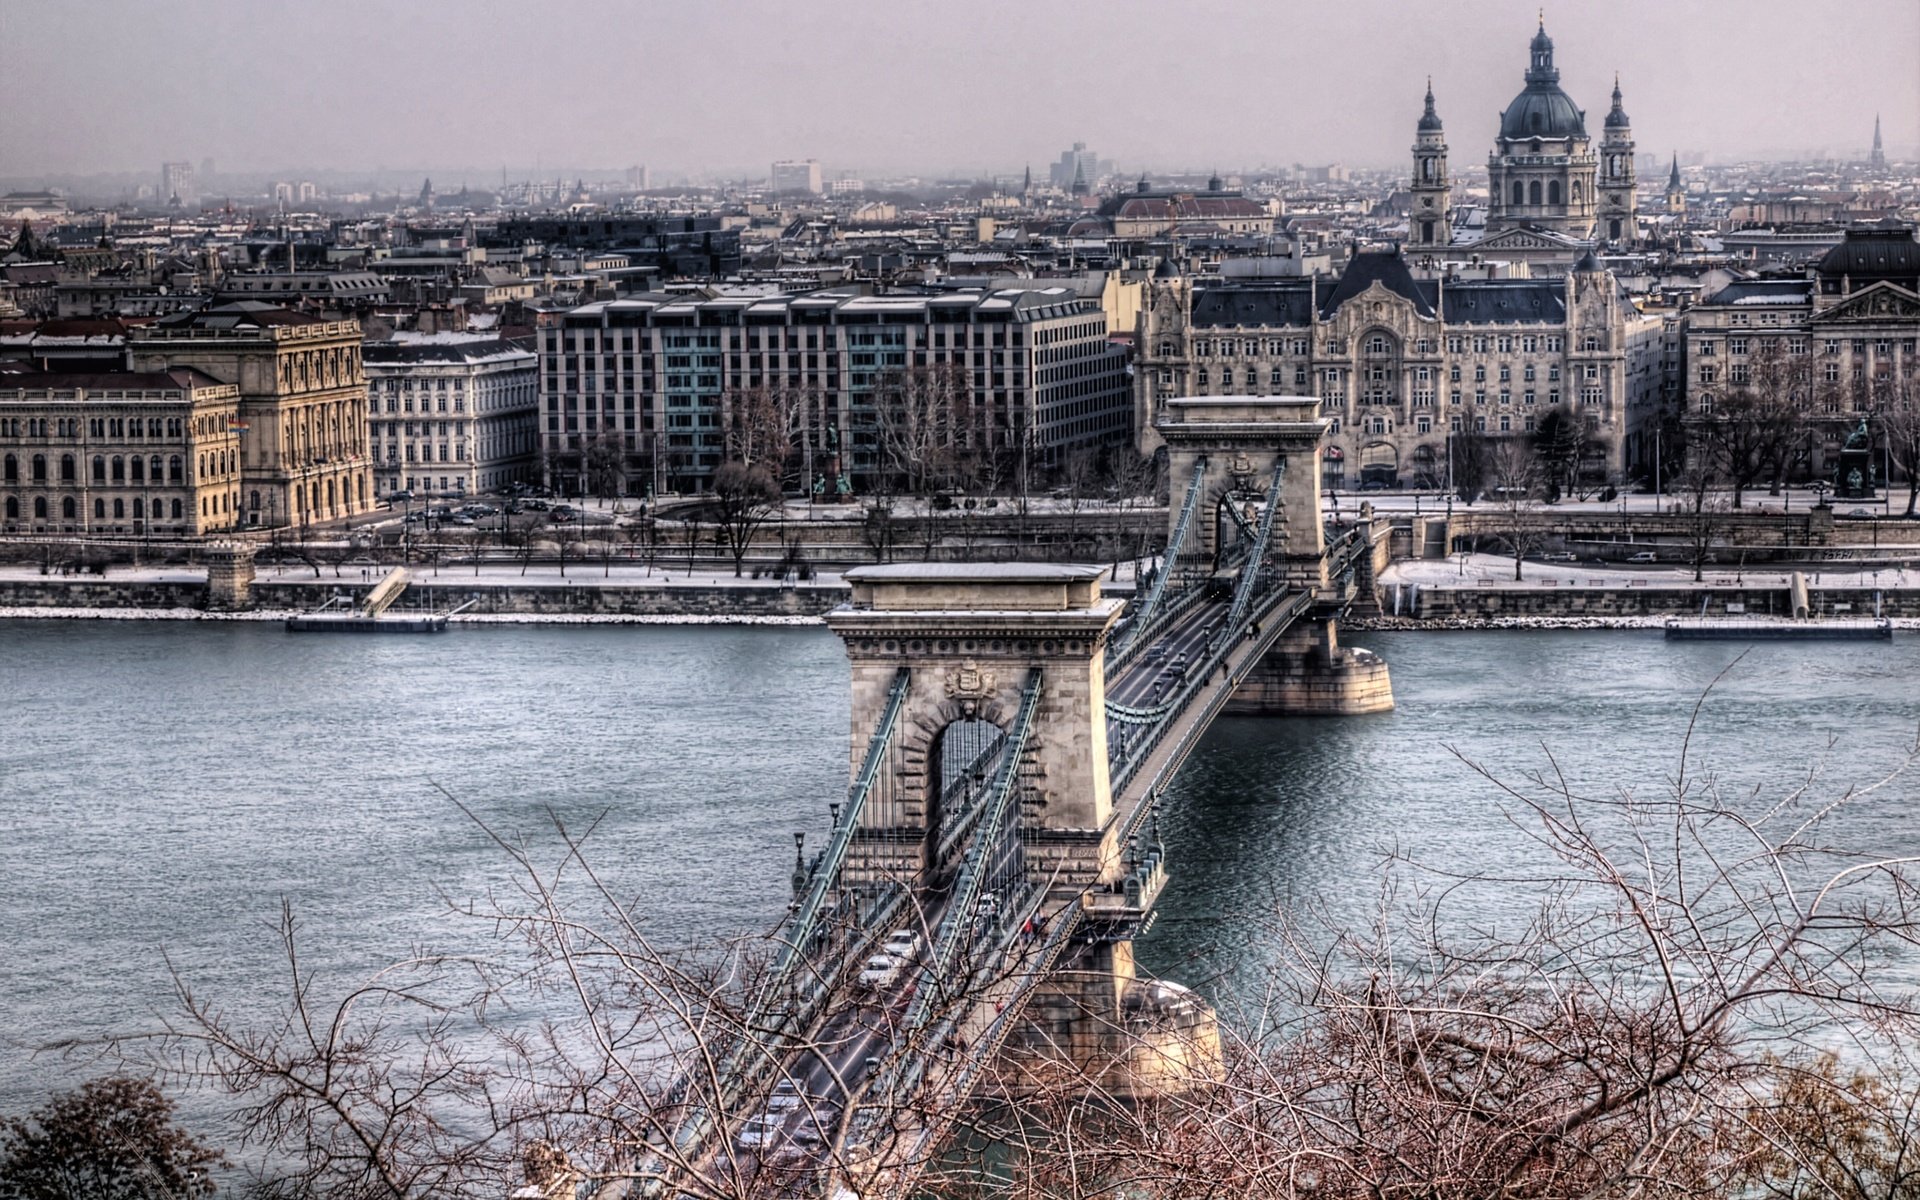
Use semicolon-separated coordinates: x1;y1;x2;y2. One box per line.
883;929;923;961
735;1112;783;1149
858;953;905;989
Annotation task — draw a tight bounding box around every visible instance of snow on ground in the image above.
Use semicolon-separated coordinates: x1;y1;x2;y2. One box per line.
1381;553;1920;591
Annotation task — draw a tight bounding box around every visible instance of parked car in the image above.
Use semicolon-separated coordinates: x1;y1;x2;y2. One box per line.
857;954;903;989
735;1114;782;1149
1847;508;1874;518
522;499;550;512
387;489;413;503
883;929;923;961
1627;551;1658;563
1540;552;1578;563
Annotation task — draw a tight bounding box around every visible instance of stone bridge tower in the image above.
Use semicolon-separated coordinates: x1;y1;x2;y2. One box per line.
1157;394;1329;591
1158;394;1393;717
825;564;1126;888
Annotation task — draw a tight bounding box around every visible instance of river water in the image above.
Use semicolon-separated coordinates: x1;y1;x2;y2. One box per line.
3;621;1917;1119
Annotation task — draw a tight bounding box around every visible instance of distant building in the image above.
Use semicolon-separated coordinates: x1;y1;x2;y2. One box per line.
160;161;195;208
1870;115;1887;172
539;288;1130;496
771;159;824;195
217;271;391;309
1097;175;1275;239
1048;143;1112;189
0;368;243;536
129;302;375;528
491;215;741;278
362;335;540;497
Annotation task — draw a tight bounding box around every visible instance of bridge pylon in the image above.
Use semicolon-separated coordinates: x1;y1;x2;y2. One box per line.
826;564;1127;888
1158;394;1394;716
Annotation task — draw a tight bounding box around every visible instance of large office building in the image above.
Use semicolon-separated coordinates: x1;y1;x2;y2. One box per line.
362;336;540;498
0;368;243;536
539;288;1130;496
129;302;374;529
770;159;824;195
1136;250;1665;488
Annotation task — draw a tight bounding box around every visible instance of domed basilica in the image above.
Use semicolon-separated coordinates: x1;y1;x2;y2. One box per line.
1412;17;1640;256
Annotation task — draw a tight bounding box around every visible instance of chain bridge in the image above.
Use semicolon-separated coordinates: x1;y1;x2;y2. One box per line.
645;396;1393;1198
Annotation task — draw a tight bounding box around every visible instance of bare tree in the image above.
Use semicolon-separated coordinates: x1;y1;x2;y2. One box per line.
1874;360;1920;517
711;461;781;578
580;421;628;502
1752;335;1817;496
933;720;1920;1200
1674;461;1728;582
722;385;803;484
1450;422;1494;504
1485;436;1546;580
875;364;968;499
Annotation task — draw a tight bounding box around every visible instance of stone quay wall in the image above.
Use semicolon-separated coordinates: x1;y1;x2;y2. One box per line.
0;573;850;619
1389;584;1920;623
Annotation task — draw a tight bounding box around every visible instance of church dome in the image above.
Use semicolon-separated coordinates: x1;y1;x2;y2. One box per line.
1500;85;1587;141
1500;19;1587;141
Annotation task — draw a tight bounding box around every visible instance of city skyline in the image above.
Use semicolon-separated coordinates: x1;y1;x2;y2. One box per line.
1;0;1915;185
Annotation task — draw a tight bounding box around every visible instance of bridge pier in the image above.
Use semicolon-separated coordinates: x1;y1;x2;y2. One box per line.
998;938;1223;1100
1226;614;1395;715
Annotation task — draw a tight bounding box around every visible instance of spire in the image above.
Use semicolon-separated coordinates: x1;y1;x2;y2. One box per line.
1871;114;1887;169
1418;78;1444;132
1605;72;1630;128
1667;153;1681;189
1022;163;1031;195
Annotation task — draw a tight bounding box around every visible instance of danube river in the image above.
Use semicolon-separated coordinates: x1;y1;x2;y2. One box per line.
3;621;1917;1115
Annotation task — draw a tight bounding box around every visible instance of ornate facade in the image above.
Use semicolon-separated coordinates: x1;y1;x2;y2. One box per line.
1685;225;1920;482
130;302;374;529
0;369;242;536
1135;251;1666;487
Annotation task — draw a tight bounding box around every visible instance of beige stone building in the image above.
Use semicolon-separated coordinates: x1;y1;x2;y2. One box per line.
130;302;374;529
1136;249;1666;488
1684;225;1920;481
0;368;242;535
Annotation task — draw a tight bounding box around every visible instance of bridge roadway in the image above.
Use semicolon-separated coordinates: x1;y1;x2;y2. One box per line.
689;579;1326;1196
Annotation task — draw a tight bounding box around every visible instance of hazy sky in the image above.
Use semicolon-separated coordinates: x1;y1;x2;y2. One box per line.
2;0;1914;182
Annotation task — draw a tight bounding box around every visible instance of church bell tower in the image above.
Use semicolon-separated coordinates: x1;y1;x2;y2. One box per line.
1596;74;1639;244
1410;80;1451;246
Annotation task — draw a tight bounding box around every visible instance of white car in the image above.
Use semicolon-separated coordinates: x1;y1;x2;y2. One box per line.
857;953;904;989
735;1113;783;1149
882;930;922;961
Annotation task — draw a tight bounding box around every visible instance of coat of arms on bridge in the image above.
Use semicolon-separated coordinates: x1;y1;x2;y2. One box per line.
945;660;995;716
1228;452;1256;492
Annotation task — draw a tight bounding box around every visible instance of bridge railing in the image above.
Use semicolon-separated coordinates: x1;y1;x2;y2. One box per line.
1222;464;1288;637
1108;458;1208;670
657;669;912;1170
1108;584;1310;800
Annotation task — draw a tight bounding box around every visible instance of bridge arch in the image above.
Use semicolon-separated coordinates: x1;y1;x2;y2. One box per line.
1156;395;1330;591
